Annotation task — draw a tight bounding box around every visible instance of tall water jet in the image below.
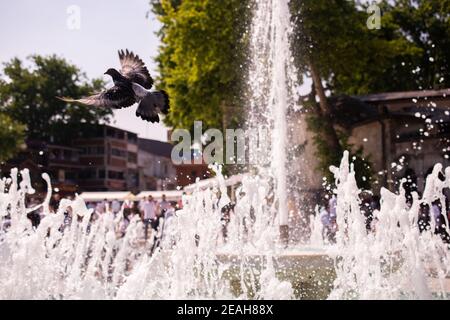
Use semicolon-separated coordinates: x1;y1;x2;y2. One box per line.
247;0;300;242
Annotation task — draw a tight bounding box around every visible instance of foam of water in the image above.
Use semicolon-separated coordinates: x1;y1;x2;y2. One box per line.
1;154;450;299
0;166;294;299
246;0;300;226
1;0;449;299
328;151;450;299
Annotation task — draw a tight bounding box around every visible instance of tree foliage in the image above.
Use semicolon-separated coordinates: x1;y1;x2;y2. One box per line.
381;0;450;90
0;113;26;163
151;0;450;188
151;0;251;131
290;0;449;188
292;0;450;95
0;55;112;145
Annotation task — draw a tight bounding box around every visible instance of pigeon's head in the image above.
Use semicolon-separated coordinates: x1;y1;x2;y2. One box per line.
104;68;121;79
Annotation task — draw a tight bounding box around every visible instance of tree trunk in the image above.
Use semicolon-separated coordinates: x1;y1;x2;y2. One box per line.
308;60;342;157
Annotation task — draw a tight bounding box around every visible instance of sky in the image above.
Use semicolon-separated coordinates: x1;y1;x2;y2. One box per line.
0;0;169;141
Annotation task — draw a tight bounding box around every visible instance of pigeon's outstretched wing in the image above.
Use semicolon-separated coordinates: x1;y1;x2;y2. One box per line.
57;86;136;109
135;90;170;123
118;49;153;90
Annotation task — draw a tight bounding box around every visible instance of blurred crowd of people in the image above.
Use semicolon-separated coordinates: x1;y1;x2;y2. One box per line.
7;185;450;248
2;193;181;244
317;193;450;245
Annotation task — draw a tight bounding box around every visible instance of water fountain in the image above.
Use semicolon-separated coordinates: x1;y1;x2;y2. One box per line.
0;0;449;300
246;0;300;242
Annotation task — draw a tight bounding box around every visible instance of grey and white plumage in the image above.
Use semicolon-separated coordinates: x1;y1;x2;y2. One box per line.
57;49;169;123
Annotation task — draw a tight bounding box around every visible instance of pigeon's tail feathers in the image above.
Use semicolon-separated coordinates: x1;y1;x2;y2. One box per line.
136;108;160;123
159;90;170;115
135;90;170;123
136;98;160;123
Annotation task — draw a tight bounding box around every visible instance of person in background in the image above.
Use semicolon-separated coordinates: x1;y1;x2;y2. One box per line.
448;204;450;233
177;192;186;210
418;203;431;233
96;198;107;214
27;197;41;228
155;195;171;233
111;199;121;217
131;201;141;217
64;195;74;229
327;195;337;243
118;205;132;238
432;200;450;243
159;194;171;215
138;197;146;215
49;194;61;213
142;195;158;240
220;202;234;241
87;202;96;211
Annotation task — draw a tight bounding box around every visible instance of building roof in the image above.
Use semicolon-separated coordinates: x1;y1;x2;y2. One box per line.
79;191;134;201
329;95;379;128
136;190;183;201
358;88;450;103
138;138;173;158
183;174;244;193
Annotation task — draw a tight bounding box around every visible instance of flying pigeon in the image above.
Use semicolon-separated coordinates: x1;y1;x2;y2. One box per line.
57;49;169;123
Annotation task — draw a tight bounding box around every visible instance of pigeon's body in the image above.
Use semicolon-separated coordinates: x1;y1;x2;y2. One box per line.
58;50;169;123
132;83;170;123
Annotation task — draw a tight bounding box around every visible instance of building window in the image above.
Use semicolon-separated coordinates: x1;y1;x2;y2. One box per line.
98;170;105;179
128;133;138;144
81;146;104;155
65;171;77;181
58;169;65;182
79;169;96;180
128;152;137;163
108;171;124;180
111;148;127;158
107;128;116;137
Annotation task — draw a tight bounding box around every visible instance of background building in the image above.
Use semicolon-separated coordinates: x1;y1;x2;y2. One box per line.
351;89;450;193
138;138;177;190
73;125;139;192
295;88;450;196
2;124;212;194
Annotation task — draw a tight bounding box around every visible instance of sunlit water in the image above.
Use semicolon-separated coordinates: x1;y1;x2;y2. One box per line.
246;0;300;226
1;154;450;299
1;0;450;299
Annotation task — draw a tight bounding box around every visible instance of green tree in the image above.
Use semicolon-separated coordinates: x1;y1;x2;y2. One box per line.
380;0;450;90
152;0;450;188
290;0;425;187
0;113;26;163
0;55;112;144
291;0;423;96
151;0;251;132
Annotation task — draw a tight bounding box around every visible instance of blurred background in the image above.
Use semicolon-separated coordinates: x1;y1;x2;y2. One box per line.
1;0;450;207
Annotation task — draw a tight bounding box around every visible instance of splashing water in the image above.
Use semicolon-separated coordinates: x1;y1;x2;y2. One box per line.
1;156;450;299
328;151;450;299
246;0;300;227
0;165;295;299
1;0;450;299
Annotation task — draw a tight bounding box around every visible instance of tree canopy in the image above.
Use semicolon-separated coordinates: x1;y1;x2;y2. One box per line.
381;0;450;91
290;0;450;96
151;0;251;131
0;55;112;145
290;0;450;186
151;0;450;187
0;113;26;163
